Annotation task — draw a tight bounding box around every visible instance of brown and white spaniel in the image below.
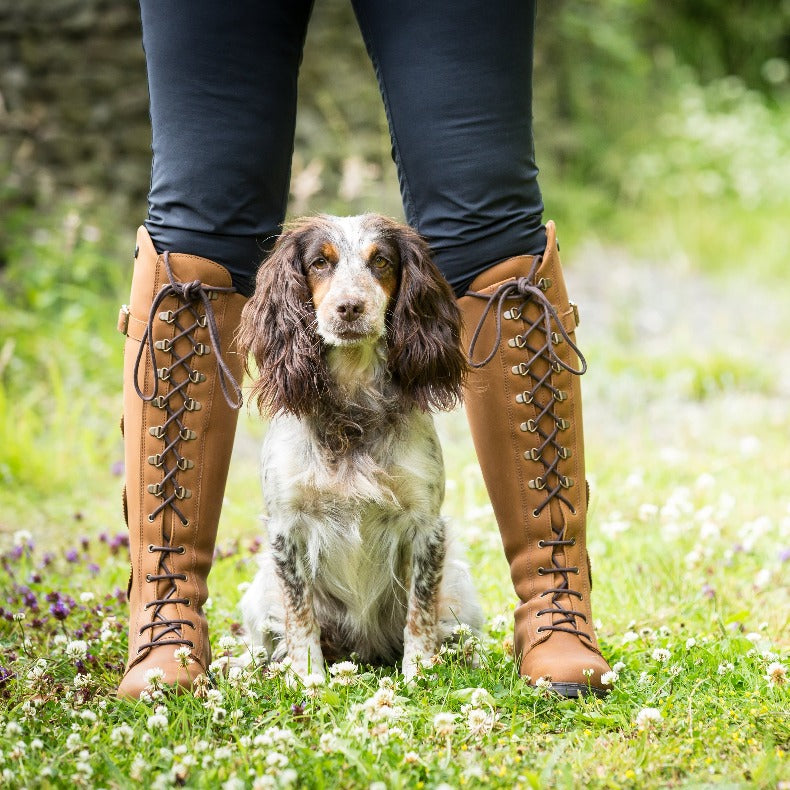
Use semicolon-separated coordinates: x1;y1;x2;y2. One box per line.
237;214;482;681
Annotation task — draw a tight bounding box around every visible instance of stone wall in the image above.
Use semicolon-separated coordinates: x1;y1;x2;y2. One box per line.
0;0;150;207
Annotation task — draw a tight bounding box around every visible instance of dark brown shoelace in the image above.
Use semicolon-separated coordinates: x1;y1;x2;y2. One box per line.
131;251;243;655
467;258;592;642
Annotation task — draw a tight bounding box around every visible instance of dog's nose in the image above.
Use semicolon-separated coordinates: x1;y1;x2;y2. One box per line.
336;300;365;321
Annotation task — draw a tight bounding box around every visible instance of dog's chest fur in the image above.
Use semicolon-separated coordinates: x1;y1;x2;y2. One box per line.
259;353;446;660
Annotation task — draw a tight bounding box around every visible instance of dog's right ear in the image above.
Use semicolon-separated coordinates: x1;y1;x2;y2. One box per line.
236;230;326;417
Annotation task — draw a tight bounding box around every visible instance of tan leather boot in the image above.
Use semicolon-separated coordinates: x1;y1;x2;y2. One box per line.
117;227;245;699
458;221;610;697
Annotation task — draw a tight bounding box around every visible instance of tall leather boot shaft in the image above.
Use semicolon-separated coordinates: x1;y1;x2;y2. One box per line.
117;227;245;699
458;221;610;696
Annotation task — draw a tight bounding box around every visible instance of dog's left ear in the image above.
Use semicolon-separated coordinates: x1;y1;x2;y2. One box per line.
387;225;466;411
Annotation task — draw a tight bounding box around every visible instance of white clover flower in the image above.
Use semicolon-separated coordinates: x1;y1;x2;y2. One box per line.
638;503;659;521
319;732;341;753
211;707;227;723
174;646;193;667
329;661;358;685
622;631;639;644
110;724;134;745
433;712;457;737
717;661;735;675
265;751;289;769
80;709;97;723
218;636;237;652
613;661;626;673
13;530;32;545
685;638;697;649
652;648;671;663
582;667;595;678
280;769;298;787
600;670;619;686
74;674;92;689
222;776;245;790
147;712;168;731
12;612;25;622
65;640;89;660
534;676;553;688
766;661;787;686
635;707;662;730
79;592;95;604
143;666;166;688
466;707;494;736
489;613;509;633
404;751;421;765
100;629;114;642
65;732;82;749
214;746;233;761
745;632;763;644
302;673;325;698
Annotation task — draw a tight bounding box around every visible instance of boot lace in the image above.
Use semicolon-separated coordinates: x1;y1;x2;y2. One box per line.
467;257;592;642
131;251;242;654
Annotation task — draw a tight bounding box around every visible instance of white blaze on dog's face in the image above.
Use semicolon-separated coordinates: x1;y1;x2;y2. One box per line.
303;216;400;347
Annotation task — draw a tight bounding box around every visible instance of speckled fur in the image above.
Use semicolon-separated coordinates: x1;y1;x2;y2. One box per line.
239;215;483;680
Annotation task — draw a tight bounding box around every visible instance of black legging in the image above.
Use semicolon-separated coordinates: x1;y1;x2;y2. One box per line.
140;0;546;298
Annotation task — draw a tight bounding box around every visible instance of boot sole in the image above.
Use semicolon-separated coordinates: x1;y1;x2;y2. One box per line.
539;681;608;698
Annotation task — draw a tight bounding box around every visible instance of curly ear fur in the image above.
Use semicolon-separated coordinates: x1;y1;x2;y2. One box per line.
385;221;467;411
236;228;325;417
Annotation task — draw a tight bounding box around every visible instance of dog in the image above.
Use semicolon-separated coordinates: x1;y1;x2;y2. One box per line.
236;214;483;681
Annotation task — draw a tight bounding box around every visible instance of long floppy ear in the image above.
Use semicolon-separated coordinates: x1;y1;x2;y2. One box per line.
386;223;467;411
236;230;325;417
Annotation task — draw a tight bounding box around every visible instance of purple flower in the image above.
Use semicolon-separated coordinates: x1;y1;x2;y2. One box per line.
110;460;124;476
50;601;69;620
779;547;790;563
65;549;79;563
701;584;716;599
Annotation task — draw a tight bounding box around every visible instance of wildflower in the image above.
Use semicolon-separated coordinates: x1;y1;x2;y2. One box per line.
465;707;494;736
622;631;639;644
766;661;787;686
685;637;697;649
717;661;735;675
635;707;662;730
174;646;193;667
65;732;82;749
147;711;168;730
613;661;626;673
212;707;228;723
79;592;95;604
433;712;457;737
13;529;33;545
582;667;595;678
65;640;88;660
218;635;237;652
319;732;341;753
144;666;166;689
534;676;552;688
600;670;619;686
111;724;134;744
265;752;289;770
329;660;358;685
12;612;25;622
651;648;671;663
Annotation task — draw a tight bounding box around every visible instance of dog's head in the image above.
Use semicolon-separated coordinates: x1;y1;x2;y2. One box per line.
237;214;466;417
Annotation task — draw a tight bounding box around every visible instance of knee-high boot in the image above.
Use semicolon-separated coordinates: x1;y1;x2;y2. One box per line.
457;221;610;697
117;227;245;699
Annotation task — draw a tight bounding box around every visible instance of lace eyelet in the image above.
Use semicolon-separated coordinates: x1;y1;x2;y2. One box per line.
147;544;155;553
537;540;545;548
537;567;546;575
536;626;546;633
145;573;153;582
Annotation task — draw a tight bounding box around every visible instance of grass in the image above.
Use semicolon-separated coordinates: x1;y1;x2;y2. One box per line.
1;187;790;788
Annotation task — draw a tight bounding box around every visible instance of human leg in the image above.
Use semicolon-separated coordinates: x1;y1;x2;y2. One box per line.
118;0;313;698
353;0;610;694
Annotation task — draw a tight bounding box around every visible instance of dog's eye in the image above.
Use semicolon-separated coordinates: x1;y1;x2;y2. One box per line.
311;257;329;271
373;255;390;270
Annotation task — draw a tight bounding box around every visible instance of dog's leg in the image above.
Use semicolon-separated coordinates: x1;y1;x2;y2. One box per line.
402;518;446;680
270;528;324;682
